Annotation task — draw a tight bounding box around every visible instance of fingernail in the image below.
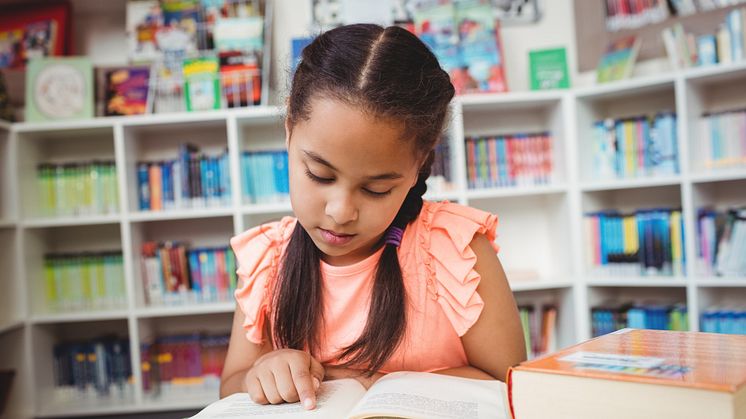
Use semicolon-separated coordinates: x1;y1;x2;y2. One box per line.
313;377;320;390
303;398;314;410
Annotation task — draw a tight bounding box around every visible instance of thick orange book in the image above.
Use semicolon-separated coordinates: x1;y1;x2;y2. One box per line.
508;328;746;419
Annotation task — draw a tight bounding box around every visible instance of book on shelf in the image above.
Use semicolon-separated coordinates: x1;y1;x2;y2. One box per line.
518;304;558;359
604;0;670;32
99;65;152;116
508;328;746;419
190;371;511;419
52;336;133;401
126;0;163;63
591;112;679;180
528;47;570;90
699;109;746;170
141;333;228;396
595;35;640;84
465;132;553;189
25;56;94;122
701;307;746;334
0;1;72;69
584;208;685;278
241;150;290;204
698;207;746;277
591;303;688;337
413;0;507;95
183;56;221;111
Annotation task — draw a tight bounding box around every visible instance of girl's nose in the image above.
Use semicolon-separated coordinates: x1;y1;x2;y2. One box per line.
325;193;358;225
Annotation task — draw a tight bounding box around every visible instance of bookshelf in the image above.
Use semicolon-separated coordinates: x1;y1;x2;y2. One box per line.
1;54;746;419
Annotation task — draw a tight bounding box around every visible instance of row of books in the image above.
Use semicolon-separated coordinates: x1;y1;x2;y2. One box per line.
518;305;557;359
662;7;746;69
697;208;746;276
591;113;678;179
138;144;231;211
427;139;454;194
604;0;670;32
141;242;237;306
52;337;133;401
44;252;126;312
465;133;553;189
591;303;689;337
240;150;289;204
36;161;119;217
141;333;228;396
584;208;685;277
700;307;746;334
698;109;746;170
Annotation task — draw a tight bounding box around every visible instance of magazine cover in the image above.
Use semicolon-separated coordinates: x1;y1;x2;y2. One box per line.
455;0;507;93
183;56;220;111
0;1;71;69
25;56;93;122
219;51;261;107
596;36;641;83
126;0;163;63
103;66;151;116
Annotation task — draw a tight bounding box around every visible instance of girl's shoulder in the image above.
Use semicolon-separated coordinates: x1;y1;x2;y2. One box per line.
229;216;297;276
414;200;499;251
405;201;499;337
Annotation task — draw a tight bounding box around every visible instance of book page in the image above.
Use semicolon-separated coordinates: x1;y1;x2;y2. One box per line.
346;372;510;419
189;378;366;419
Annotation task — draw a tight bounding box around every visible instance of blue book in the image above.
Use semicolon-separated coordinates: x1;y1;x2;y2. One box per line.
179;144;196;202
137;162;150;210
728;9;744;61
188;250;201;294
206;249;217;301
219;151;231;204
161;161;174;209
697;34;718;65
200;155;210;203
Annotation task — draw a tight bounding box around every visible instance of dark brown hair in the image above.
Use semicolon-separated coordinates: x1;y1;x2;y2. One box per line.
273;24;455;373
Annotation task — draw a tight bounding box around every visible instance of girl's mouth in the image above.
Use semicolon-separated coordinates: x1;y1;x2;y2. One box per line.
318;228;356;246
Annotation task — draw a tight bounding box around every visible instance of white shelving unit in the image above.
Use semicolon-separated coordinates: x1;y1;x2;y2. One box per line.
2;36;746;419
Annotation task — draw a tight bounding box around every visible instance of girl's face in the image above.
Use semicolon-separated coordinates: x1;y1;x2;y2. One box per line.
286;97;420;266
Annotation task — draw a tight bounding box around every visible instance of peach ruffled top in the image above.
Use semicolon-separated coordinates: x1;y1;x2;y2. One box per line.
229;201;499;373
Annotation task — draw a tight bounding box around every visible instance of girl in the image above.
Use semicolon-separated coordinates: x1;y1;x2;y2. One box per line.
220;23;526;410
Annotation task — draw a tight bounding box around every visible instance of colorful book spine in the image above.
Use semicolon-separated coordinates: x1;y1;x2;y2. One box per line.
136;145;231;211
141;333;229;396
140;242;238;305
591;303;688;337
697;207;746;277
43;252;126;312
700;307;746;335
52;337;132;401
584;208;685;277
240;150;291;204
36;161;119;217
517;304;558;359
428;138;454;193
699;109;746;170
591;113;678;179
464;132;553;189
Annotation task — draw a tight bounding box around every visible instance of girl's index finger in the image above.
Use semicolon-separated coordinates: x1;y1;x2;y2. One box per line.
287;358;319;410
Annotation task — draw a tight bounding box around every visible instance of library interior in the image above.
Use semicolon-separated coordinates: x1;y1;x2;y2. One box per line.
0;0;745;418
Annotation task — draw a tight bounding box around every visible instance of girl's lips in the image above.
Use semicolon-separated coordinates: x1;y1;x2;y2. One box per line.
318;228;356;246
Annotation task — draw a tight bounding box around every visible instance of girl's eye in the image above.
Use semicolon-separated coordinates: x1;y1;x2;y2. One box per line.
305;169;334;184
363;188;392;197
306;169;392;197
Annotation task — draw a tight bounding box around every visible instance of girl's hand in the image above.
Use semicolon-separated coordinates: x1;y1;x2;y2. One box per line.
323;365;384;389
244;349;325;410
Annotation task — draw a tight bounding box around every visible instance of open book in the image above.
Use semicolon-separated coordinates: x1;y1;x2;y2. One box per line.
190;371;511;419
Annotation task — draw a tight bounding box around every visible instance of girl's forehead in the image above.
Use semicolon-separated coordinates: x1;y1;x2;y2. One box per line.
293;98;419;172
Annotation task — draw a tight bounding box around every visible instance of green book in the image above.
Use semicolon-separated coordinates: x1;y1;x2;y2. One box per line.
25;57;94;122
183;57;221;111
529;47;570;90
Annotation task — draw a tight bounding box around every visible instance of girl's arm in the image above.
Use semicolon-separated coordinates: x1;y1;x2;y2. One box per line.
220;307;273;397
433;233;527;382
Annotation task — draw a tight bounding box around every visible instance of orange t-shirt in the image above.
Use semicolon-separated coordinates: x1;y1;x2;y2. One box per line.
229;201;499;373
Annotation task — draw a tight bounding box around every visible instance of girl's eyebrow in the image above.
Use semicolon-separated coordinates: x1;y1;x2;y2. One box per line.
302;149;403;180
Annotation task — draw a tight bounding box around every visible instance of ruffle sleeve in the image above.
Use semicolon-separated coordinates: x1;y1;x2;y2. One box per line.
420;202;499;337
230;217;295;344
